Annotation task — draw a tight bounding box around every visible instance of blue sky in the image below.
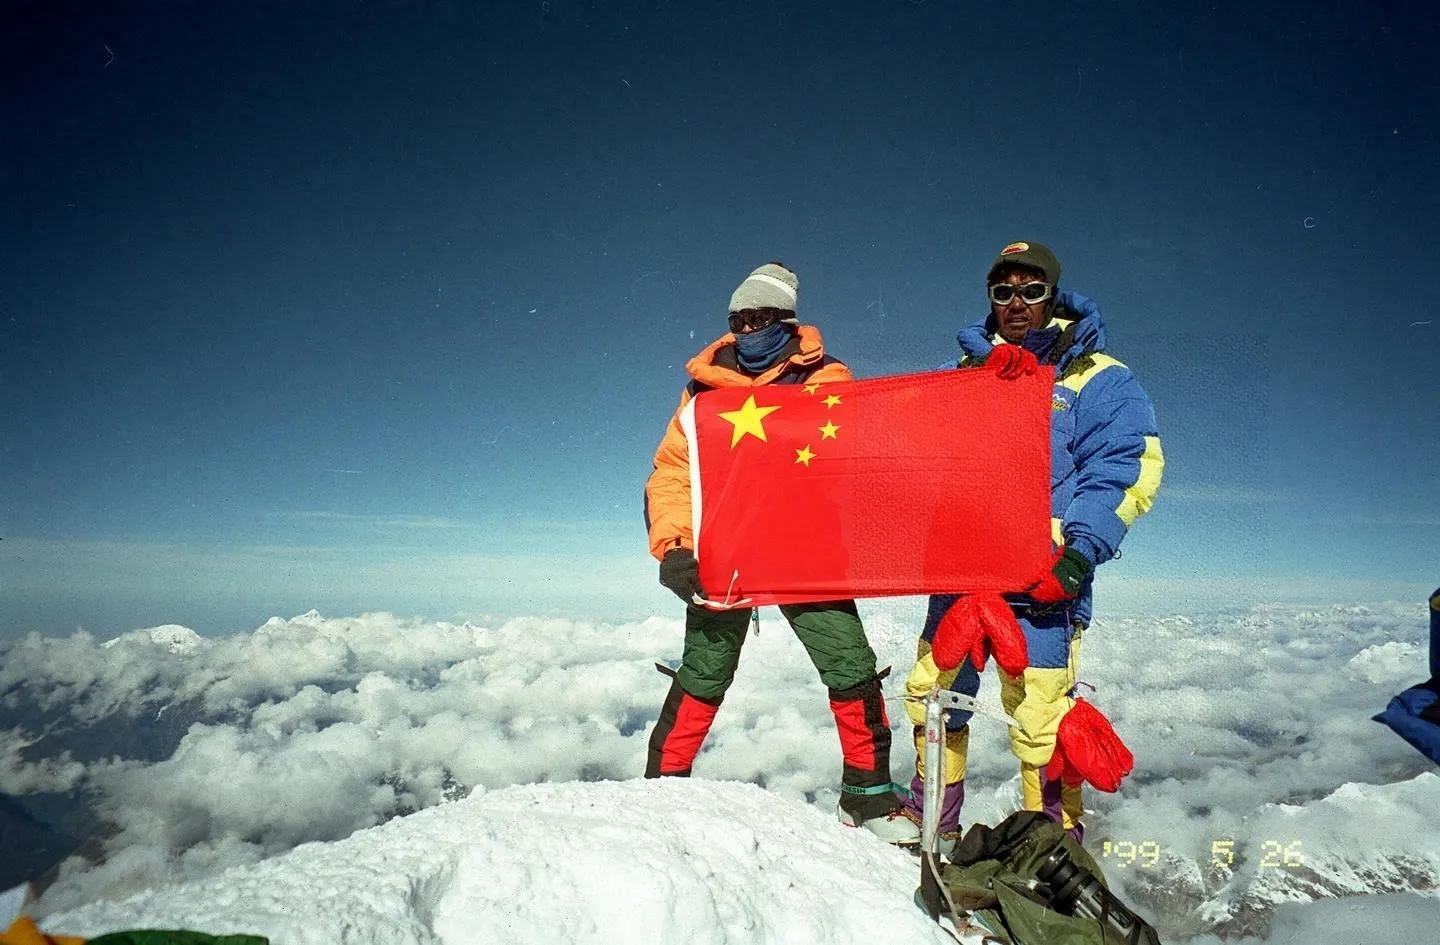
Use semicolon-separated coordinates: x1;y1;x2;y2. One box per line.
3;1;1438;635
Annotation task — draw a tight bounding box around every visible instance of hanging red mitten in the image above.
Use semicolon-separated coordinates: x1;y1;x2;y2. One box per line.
1046;698;1134;793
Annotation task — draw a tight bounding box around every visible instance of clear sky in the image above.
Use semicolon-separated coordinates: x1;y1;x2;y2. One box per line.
3;1;1438;636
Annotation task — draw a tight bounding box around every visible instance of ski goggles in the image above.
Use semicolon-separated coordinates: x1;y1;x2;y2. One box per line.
988;281;1054;305
728;309;782;333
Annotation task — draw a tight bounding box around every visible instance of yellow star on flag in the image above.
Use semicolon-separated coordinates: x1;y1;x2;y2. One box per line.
803;383;822;395
819;420;839;439
719;395;781;448
823;394;842;408
794;444;816;466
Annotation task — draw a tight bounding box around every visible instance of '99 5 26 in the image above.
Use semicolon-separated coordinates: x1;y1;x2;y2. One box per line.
1097;839;1304;870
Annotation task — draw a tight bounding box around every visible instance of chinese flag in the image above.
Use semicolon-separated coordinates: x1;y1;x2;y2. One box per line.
680;368;1054;606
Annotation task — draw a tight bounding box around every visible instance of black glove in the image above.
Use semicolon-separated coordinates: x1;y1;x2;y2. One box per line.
658;548;704;604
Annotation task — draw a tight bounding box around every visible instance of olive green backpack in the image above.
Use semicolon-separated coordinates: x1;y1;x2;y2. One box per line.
921;811;1161;945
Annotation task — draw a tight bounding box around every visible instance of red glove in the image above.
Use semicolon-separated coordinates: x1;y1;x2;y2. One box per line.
931;594;1028;676
1046;698;1134;793
985;345;1040;380
1025;546;1094;605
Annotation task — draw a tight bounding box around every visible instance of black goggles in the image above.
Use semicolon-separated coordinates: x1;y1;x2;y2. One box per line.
988;282;1054;305
728;309;781;333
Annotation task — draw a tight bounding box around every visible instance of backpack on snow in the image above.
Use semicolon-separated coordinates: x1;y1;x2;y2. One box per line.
921;811;1161;945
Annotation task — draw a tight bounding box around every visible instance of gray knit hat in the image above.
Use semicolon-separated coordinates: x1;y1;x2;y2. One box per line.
728;262;799;322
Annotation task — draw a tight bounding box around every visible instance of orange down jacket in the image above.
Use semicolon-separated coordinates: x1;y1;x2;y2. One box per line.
644;325;851;561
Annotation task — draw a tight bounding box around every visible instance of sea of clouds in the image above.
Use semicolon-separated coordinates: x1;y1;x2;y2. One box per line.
3;596;1438;939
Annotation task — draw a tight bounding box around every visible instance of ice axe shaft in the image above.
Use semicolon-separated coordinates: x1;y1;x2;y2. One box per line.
922;692;944;854
918;690;946;919
919;689;1018;855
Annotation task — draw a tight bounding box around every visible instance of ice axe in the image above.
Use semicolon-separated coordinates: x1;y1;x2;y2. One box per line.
916;688;1018;923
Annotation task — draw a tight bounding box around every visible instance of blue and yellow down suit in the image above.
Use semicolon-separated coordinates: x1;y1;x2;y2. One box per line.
902;290;1163;833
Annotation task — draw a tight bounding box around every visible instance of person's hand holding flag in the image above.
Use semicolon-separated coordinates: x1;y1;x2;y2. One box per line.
658;548;704;604
1025;545;1094;604
984;345;1040;380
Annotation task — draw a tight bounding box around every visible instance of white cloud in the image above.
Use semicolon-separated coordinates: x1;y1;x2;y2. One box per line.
3;596;1438;939
0;729;86;794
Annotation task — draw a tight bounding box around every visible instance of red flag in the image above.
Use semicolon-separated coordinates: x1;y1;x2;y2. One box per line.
681;368;1054;606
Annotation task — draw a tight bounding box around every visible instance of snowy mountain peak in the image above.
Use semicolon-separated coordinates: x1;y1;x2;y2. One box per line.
100;624;204;655
43;779;952;945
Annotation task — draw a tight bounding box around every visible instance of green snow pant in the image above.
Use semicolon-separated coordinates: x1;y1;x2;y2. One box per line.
675;599;878;700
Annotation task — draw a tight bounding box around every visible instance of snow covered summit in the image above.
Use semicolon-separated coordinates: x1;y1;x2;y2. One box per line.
44;779;950;945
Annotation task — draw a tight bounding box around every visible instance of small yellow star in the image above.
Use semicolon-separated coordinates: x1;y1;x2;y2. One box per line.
718;395;781;448
803;383;822;395
819;420;839;439
823;394;843;408
794;444;816;466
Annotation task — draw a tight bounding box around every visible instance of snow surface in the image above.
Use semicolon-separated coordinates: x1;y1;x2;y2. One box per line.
44;779;955;945
5;598;1440;941
34;780;1440;945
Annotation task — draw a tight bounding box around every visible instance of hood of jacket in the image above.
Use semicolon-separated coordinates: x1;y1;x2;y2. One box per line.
954;290;1108;375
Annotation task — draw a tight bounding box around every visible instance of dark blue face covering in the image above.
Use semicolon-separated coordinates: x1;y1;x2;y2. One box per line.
1020;321;1064;364
734;321;792;372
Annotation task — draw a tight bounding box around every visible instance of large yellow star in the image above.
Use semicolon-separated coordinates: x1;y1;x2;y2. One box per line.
819;420;839;439
718;395;781;448
823;394;843;408
794;444;815;466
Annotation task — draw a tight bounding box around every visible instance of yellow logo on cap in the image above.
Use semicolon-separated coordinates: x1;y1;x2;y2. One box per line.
1001;242;1030;255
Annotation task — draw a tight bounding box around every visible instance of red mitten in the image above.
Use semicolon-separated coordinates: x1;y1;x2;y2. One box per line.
931;596;986;673
1045;698;1134;793
975;595;1028;676
931;595;1028;675
985;345;1040;380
